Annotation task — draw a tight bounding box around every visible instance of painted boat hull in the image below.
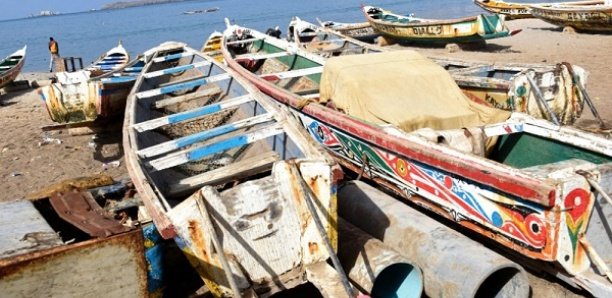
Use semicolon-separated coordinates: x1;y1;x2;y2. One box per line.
123;42;344;296
39;54;143;123
220;25;612;296
530;1;612;32
319;21;380;42
288;18;587;125
364;5;515;44
0;46;27;89
473;0;534;19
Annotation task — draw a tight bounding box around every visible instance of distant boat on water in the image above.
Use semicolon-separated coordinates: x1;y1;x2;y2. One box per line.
29;10;61;18
183;7;219;15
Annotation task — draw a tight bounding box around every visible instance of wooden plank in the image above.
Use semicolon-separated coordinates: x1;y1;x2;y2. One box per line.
301;93;320;99
157;74;208;88
235;51;291;62
167;151;280;199
144;61;212;79
153;86;222;109
147;122;284;171
153;50;194;62
137;113;275;158
260;66;323;81
132;94;253;132
135;73;231;99
225;37;262;45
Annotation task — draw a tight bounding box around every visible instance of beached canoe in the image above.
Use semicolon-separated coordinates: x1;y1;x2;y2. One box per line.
530;1;612;32
221;24;612;296
363;5;520;44
122;42;353;297
39;48;143;124
316;19;381;43
0;46;27;90
288;17;590;126
473;0;535;19
200;31;223;62
86;41;130;76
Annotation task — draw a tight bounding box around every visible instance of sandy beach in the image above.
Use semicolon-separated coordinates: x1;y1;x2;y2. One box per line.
0;18;609;296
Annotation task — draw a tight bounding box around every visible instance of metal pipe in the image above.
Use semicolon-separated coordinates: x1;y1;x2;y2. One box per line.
337;218;423;298
338;181;530;298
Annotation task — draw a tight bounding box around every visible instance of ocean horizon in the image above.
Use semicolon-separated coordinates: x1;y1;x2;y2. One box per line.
1;0;559;72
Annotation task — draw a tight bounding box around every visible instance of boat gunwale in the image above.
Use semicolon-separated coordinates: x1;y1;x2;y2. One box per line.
221;26;564;207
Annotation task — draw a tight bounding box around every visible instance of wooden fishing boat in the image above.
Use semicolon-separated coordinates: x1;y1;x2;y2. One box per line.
95;56;145;118
122;41;353;297
86;41;130;76
0;46;27;90
39;48;143;124
473;0;534;19
288;17;591;126
287;17;381;58
221;23;612;296
200;31;223;62
363;5;520;44
316;19;380;43
530;1;612;32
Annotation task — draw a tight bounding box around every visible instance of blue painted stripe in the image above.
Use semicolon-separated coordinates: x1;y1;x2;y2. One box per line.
187;135;247;161
101;76;135;83
168;103;220;124
163;64;194;75
160;52;186;61
125;66;143;72
159;78;206;95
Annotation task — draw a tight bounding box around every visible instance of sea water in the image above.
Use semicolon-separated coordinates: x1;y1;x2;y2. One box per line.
0;0;557;72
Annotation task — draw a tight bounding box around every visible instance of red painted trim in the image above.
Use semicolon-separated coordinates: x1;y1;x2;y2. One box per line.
222;46;558;207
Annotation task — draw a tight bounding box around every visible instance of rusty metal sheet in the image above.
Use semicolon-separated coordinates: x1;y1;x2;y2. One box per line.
49;190;133;237
0;229;148;297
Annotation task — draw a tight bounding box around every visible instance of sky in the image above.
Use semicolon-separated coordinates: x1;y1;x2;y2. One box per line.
1;0;111;21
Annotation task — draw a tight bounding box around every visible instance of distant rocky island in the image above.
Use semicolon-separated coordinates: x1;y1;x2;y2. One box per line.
102;0;196;10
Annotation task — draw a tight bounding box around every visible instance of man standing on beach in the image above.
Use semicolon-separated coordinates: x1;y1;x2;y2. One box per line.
48;37;59;72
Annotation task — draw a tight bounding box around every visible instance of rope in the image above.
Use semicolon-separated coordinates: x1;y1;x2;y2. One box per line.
296;98;314;110
357;154;369;181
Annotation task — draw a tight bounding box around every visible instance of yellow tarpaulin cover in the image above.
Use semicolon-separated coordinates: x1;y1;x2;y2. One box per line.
319;50;511;132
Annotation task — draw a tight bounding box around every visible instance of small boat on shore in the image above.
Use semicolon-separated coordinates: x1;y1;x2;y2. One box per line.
86;42;129;76
39;44;142;124
0;46;27;90
530;1;612;32
317;19;380;43
200;31;223;61
363;5;520;45
123;42;352;297
39;58;144;124
287;17;590;125
473;0;534;19
221;23;612;296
